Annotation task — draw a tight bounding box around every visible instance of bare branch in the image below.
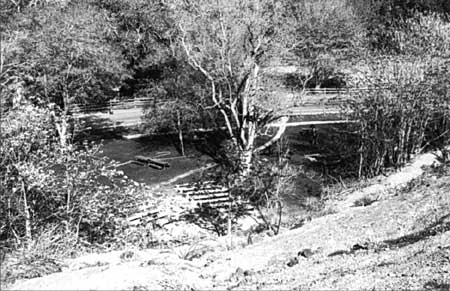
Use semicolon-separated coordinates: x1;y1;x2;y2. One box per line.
254;116;289;153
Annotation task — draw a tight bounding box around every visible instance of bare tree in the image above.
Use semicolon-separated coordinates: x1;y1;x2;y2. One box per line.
171;0;303;175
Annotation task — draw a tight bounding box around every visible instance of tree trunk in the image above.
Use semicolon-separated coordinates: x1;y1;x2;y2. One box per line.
65;171;71;234
227;201;232;249
255;116;290;154
56;117;68;148
239;149;253;177
21;181;32;247
177;111;185;156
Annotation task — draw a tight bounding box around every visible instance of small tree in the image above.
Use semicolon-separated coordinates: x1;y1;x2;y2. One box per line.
142;100;200;156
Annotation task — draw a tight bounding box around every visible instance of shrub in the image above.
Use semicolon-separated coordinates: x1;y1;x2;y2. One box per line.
0;225;76;285
211;152;300;236
0;103;144;251
344;58;450;177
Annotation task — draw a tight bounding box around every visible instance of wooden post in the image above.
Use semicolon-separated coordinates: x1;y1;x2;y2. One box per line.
21;181;32;247
177;110;185;156
228;201;232;249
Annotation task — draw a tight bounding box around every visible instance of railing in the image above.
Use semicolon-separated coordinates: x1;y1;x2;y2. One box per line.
70;97;177;114
69;88;364;114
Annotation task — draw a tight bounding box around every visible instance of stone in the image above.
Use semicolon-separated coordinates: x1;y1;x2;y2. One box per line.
327;250;350;257
351;243;369;251
297;248;314;258
120;251;135;262
243;269;255;276
286;257;299;267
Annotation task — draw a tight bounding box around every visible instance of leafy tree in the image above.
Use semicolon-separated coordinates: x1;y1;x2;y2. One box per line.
290;0;366;60
1;2;129;112
350;0;450;54
95;0;176;98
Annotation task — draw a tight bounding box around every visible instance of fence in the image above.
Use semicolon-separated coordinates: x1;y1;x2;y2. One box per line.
69;88;365;115
70;97;178;114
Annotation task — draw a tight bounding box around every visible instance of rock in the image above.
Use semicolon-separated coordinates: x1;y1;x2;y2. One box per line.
286;257;299;267
228;267;245;281
351;243;369;251
327;250;350;257
234;267;244;276
120;251;135;262
297;248;314;258
290;221;305;230
184;246;211;261
243;269;255;276
290;216;313;230
140;259;158;266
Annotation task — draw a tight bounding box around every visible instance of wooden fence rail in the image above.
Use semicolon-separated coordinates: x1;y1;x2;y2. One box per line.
69;88;373;114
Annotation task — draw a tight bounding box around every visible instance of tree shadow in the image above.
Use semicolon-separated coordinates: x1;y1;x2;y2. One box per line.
181;204;254;236
192;130;231;166
73;114;133;140
383;214;450;249
423;279;450;291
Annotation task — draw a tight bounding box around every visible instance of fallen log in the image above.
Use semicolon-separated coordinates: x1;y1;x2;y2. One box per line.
134;155;170;169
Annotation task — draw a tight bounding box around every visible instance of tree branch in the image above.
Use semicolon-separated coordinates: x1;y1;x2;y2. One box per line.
254;116;289;153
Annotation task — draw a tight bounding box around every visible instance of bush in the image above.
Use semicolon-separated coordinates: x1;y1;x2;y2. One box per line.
207;150;299;236
0;103;144;250
0;225;76;285
345;58;450;177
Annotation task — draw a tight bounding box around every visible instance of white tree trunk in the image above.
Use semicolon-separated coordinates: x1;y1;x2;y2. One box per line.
21;181;32;246
65;171;71;234
55;117;68;148
240;149;253;177
177;111;185;156
255;116;290;154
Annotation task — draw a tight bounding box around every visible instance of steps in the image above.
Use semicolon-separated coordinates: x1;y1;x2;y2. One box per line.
127;181;254;227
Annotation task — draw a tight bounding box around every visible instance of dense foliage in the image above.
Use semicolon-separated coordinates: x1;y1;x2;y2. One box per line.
1;2;129;111
346;59;450;177
0;104;143;248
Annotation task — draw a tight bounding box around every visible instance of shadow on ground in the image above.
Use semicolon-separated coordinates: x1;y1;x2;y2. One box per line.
423;279;450;291
383;214;450;248
74;115;133;140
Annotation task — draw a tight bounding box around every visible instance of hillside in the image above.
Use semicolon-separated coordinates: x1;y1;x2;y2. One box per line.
7;156;450;290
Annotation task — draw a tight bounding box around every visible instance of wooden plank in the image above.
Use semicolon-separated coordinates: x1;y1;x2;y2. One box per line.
184;193;229;200
194;197;231;204
182;189;229;196
175;180;216;187
127;211;158;222
176;185;226;192
134;155;170;168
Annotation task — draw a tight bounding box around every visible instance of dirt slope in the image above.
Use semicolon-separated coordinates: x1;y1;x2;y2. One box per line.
8;163;450;290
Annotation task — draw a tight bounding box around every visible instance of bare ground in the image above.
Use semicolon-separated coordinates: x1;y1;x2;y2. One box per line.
5;156;450;290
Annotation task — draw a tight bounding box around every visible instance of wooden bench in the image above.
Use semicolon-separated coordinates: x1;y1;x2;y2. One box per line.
134;155;170;170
